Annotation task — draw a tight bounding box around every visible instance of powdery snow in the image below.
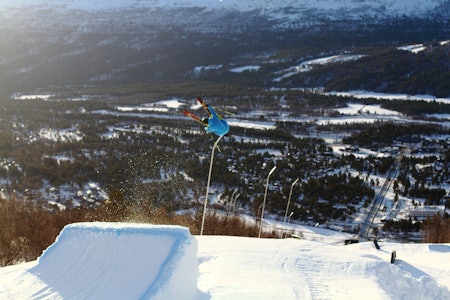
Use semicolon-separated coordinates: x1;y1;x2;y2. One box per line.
0;222;449;299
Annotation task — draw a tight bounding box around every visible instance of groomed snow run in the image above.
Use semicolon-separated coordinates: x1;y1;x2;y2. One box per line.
0;222;449;299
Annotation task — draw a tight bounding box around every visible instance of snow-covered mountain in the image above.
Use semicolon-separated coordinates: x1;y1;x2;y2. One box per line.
0;0;448;93
2;0;449;30
2;0;449;16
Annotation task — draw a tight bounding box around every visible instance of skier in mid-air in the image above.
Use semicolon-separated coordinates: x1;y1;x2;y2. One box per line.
184;97;229;137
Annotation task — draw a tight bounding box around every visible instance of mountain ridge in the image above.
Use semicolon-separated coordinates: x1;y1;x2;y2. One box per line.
2;0;449;23
0;0;448;94
2;0;448;14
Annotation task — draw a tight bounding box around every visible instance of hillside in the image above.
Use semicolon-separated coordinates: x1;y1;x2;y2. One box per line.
0;222;449;299
0;0;448;94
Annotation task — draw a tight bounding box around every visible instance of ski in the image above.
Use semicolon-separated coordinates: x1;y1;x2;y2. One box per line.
198;97;234;116
216;107;234;116
184;110;207;126
197;97;207;107
197;97;211;115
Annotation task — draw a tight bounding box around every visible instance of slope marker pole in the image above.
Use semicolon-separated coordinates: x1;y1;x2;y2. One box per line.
200;134;224;235
258;166;277;238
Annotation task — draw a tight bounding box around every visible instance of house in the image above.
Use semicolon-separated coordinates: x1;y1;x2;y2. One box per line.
409;206;444;220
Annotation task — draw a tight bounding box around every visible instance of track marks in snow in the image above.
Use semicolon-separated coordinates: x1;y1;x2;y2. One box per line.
295;255;330;300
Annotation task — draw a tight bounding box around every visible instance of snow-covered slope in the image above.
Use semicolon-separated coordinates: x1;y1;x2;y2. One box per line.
198;236;450;299
0;222;449;299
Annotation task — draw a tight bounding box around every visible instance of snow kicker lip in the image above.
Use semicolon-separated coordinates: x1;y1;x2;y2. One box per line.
29;222;201;300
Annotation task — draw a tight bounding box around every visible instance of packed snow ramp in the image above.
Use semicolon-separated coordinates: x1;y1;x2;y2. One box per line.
1;222;200;300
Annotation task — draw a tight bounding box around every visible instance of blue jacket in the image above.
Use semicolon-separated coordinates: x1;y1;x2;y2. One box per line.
205;106;229;137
